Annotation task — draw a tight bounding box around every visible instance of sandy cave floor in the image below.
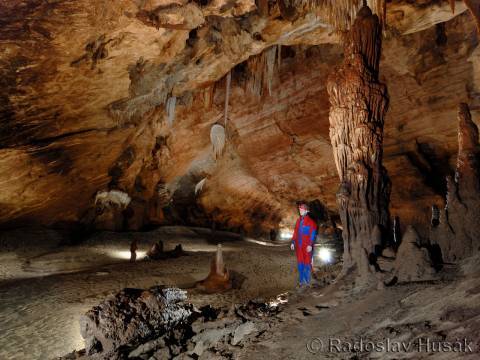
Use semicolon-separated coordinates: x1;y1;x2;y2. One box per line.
0;227;296;360
0;227;479;360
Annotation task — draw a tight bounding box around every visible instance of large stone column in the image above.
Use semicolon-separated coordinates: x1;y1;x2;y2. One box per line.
327;6;390;281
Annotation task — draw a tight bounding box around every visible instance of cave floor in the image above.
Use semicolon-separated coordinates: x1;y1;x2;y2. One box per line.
237;256;480;360
1;228;479;360
0;227;295;360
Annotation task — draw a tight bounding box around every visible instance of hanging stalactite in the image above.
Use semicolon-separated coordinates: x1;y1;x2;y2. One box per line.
245;46;279;98
204;84;214;109
165;96;176;126
195;178;207;196
276;0;387;31
224;70;231;129
210;124;226;160
265;46;277;96
464;0;480;33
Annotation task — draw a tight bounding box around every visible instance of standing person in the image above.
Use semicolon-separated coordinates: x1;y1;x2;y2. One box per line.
290;202;318;287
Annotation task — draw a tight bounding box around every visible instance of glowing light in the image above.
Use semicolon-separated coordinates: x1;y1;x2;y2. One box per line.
279;229;293;241
244;238;284;247
109;250;147;260
316;247;333;264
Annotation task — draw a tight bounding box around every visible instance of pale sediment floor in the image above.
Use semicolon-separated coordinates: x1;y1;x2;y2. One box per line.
0;227;295;360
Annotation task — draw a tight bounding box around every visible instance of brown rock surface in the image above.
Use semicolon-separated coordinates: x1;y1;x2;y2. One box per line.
431;103;480;262
0;1;479;236
327;5;390;280
394;225;436;283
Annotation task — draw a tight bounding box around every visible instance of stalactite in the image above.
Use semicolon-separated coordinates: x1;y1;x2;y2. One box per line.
327;5;390;283
449;0;456;13
203;84;215;109
464;0;480;33
257;0;269;17
224;71;231;128
210;124;226;160
95;190;131;209
274;0;387;31
246;53;265;97
277;45;282;69
166;96;176;126
246;46;278;97
195;178;207;195
265;46;277;96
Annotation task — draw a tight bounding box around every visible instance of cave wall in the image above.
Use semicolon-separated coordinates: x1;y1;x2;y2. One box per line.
0;0;478;236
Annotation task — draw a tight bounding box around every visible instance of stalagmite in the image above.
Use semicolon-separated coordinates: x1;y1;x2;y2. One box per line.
431;103;480;262
166;96;177;126
327;5;390;283
196;244;232;293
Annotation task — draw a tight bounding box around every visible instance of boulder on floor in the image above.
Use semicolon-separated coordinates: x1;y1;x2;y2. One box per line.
79;287;193;356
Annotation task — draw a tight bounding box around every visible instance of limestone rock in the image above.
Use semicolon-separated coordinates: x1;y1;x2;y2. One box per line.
231;321;256;346
431;103;480;262
327;5;390;282
0;1;477;237
394;226;436;283
79;287;193;356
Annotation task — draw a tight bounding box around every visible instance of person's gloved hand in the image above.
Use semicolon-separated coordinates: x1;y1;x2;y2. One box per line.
306;245;312;253
290;243;295;251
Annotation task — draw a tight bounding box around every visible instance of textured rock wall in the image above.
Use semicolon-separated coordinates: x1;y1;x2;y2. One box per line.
0;1;478;236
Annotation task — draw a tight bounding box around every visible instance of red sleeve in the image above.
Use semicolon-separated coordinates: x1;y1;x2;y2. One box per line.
292;218;300;243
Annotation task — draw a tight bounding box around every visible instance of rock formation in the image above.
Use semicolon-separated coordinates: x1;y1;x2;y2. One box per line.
0;1;478;237
431;103;480;262
67;288;283;360
327;5;390;282
79;287;193;356
196;244;232;293
394;226;436;283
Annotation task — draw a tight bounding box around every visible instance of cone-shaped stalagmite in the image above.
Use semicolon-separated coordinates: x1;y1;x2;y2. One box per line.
196;244;232;293
431;103;480;262
327;5;390;282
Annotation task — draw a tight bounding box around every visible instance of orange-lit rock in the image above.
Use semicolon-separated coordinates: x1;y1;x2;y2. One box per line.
0;1;478;237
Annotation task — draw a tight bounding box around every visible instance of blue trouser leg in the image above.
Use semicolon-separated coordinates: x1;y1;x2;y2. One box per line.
298;263;304;284
304;264;311;284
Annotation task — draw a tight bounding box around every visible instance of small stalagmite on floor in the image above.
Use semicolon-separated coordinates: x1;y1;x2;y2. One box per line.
196;244;232;293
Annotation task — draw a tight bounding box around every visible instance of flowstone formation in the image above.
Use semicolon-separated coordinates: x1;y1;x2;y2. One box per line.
327;5;390;283
431;103;480;263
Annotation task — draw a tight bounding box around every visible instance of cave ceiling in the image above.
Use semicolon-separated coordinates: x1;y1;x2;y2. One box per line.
0;0;478;234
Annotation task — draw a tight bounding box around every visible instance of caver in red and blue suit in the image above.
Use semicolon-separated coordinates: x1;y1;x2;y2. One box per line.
291;203;318;285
